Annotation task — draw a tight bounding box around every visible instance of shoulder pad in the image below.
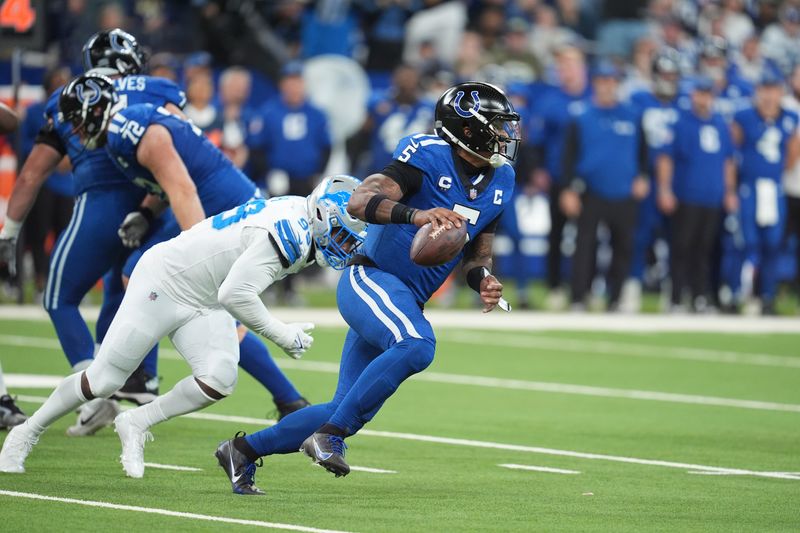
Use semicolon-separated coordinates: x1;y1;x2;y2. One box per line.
392;134;449;169
143;76;187;109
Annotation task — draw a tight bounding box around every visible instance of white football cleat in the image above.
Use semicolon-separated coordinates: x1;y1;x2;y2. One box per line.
0;423;39;473
66;398;120;437
114;411;153;478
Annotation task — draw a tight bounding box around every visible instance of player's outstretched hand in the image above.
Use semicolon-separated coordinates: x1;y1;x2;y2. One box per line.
0;237;17;277
276;322;315;359
480;274;503;313
412;208;467;230
118;210;151;248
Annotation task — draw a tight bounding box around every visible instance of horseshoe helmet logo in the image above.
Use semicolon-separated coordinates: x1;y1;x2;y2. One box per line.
75;79;103;106
453;90;481;118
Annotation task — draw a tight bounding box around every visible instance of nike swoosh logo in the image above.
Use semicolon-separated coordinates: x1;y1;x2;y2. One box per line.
79;410;100;426
229;450;243;484
294;336;303;350
313;439;333;461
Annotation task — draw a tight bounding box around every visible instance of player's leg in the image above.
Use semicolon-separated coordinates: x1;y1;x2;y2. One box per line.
570;193;601;306
669;204;693;308
237;328;308;417
690;207;721;310
302;265;436;476
217;328;380;494
758;206;787;315
117;309;237;478
0;259;177;473
605;199;637;308
0;361;27;429
738;191;760;304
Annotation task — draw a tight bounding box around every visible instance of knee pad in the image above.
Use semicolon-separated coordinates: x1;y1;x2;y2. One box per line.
197;357;239;397
83;358;130;398
401;337;436;374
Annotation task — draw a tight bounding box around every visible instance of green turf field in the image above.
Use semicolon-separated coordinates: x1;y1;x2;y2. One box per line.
0;317;798;532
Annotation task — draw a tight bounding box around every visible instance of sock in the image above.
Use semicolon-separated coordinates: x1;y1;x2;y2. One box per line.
233;436;260;463
48;306;96;368
27;373;87;435
238;332;301;405
245;403;333;456
0;361;7;396
318;422;347;438
127;376;215;429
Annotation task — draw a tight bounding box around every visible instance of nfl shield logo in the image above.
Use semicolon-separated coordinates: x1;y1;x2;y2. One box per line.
469;188;478;200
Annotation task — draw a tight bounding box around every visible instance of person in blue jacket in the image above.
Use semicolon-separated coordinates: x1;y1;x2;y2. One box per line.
560;61;650;310
656;76;738;312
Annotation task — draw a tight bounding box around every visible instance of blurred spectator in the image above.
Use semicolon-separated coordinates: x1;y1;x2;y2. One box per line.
250;62;331;197
183;51;213;84
97;1;126;31
731;73;800;314
530;4;578;68
719;0;756;48
148;52;180;82
560;61;649;310
301;0;360;58
348;63;433;176
218;66;254;169
404;0;468;67
696;36;753;120
528;45;590;308
454;31;486;80
782;64;800;302
656;77;736;313
18;67;75;301
361;0;416;72
620;36;659;100
487;17;543;84
731;33;778;85
556;0;598;40
761;4;800;76
183;70;223;138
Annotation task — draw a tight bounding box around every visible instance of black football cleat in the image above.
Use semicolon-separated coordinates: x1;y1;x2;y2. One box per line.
275;397;311;421
0;395;27;430
112;367;159;406
300;432;350;477
215;432;265;495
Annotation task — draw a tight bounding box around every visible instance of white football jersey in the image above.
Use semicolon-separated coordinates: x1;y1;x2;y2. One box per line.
144;196;314;309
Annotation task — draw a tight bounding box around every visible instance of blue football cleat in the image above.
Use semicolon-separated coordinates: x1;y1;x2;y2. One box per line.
300;432;350;477
215;431;265;495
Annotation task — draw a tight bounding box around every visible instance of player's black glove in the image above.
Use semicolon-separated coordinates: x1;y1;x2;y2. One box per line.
0;236;17;277
118;208;154;248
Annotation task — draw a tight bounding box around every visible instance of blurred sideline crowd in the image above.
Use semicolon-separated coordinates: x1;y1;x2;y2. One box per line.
1;0;800;315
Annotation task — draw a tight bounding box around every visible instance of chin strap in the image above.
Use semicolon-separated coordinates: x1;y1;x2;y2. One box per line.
438;125;504;168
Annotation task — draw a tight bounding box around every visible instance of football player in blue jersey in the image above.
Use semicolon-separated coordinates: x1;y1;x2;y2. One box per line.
623;49;685;311
696;37;754;122
58;73;313;419
214;82;518;495
731;71;800;314
0;29;186;435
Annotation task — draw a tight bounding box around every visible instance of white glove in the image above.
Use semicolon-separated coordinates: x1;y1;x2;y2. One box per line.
0;237;17;277
118;209;152;248
272;322;314;359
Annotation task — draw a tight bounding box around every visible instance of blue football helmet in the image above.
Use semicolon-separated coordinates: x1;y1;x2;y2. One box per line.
307;175;367;270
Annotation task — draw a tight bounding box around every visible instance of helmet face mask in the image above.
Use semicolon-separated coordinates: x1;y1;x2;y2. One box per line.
59;74;117;150
435;82;521;168
82;29;146;76
652;49;681;100
306;175;367;270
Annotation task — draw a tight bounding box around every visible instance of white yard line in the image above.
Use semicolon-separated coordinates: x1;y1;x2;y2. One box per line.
2;306;799;333
441;332;800;369
8;361;800;414
143;462;203;472
13;395;800;482
348;466;397;474
0;490;354;533
498;464;581;475
687;471;800;477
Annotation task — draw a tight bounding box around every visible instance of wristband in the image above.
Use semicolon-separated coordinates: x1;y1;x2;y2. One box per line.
390;203;417;225
466;266;490;293
137;207;155;224
0;216;23;239
364;194;388;224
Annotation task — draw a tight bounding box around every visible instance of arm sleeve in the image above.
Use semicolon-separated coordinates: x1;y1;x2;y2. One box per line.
380;160;424;196
562;121;579;185
217;227;288;339
34;119;67;156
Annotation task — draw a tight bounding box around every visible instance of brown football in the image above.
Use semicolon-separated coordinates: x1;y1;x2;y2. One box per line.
410;222;469;266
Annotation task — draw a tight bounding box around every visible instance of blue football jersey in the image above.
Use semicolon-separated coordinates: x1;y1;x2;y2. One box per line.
105;103;257;216
363;134;515;304
630;90;684;169
734;106;799;183
44;75;186;195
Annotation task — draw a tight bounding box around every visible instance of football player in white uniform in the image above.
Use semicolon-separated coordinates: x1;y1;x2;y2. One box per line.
0;176;366;480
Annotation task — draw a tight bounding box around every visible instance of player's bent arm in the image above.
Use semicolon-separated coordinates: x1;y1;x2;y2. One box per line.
4;143;64;228
137;124;205;230
0;102;19;134
462;230;504;313
163;103;187;120
348;173;466;230
218;228;313;358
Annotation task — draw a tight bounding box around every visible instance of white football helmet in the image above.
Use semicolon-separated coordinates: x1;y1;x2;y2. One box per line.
306;175;367;269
